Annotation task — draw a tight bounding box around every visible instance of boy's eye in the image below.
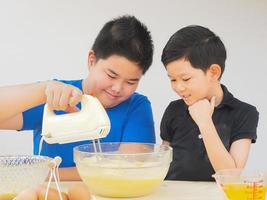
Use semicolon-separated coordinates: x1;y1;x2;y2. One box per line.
170;79;176;82
107;74;116;79
127;81;136;85
183;77;191;81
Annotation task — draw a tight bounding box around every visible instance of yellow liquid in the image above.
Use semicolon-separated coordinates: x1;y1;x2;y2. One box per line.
82;176;162;198
223;184;267;200
0;193;17;200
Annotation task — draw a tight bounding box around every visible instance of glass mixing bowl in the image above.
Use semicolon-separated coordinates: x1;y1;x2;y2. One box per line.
74;142;172;198
0;155;51;200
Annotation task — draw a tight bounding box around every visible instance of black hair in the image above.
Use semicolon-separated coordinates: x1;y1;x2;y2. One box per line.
92;15;153;74
161;25;226;77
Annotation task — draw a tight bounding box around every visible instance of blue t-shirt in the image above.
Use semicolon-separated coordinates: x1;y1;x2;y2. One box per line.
21;79;155;167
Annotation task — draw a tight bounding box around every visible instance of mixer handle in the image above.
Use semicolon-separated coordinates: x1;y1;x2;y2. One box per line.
43;95;94;117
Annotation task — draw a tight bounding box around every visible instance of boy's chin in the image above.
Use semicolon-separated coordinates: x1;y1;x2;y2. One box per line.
182;99;191;106
185;102;192;106
183;99;196;106
103;100;123;109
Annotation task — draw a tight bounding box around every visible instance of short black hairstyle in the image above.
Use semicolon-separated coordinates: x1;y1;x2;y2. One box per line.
92;15;153;74
161;25;226;77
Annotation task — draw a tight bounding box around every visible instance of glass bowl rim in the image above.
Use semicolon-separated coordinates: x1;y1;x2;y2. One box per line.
74;142;172;157
0;155;52;167
212;168;264;179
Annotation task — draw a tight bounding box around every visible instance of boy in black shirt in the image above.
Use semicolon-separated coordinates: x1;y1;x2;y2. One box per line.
160;25;259;181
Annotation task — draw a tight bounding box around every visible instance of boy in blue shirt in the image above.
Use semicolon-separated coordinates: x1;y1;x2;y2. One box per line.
160;25;259;181
0;15;155;180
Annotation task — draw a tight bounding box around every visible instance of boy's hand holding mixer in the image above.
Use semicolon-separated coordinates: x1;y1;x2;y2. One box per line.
16;80;111;200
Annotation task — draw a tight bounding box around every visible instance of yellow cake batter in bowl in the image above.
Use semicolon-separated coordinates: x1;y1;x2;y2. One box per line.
74;142;172;198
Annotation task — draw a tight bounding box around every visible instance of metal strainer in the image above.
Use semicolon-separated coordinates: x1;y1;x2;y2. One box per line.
0;155;51;199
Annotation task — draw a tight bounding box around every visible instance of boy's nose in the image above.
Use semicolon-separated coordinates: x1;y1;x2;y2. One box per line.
175;82;185;93
111;82;123;94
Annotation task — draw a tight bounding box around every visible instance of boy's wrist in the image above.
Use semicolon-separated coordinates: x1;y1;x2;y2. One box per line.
36;81;49;103
197;118;214;131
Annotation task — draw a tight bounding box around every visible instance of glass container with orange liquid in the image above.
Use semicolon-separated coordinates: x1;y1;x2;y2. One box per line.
213;169;267;200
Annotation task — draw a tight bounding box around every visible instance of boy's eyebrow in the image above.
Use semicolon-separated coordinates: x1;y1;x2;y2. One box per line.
127;77;140;82
167;72;190;77
107;69;140;81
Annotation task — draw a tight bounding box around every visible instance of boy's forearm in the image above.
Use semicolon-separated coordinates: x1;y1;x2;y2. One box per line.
0;81;47;122
198;121;236;171
58;167;81;181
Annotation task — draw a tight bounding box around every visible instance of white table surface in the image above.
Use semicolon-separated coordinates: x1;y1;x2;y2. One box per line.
59;181;225;200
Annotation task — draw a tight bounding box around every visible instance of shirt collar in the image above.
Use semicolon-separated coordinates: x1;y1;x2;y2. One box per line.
216;84;235;109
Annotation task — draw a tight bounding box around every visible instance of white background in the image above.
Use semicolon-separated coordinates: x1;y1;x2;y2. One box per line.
0;0;266;171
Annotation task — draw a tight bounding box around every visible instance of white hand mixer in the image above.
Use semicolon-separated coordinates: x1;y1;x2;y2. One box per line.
37;95;105;200
39;94;111;154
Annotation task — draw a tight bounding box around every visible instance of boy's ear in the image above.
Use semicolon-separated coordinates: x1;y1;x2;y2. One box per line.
87;50;96;69
208;64;221;80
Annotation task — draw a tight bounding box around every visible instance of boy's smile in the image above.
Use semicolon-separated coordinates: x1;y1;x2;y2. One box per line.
166;58;213;106
104;89;120;100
